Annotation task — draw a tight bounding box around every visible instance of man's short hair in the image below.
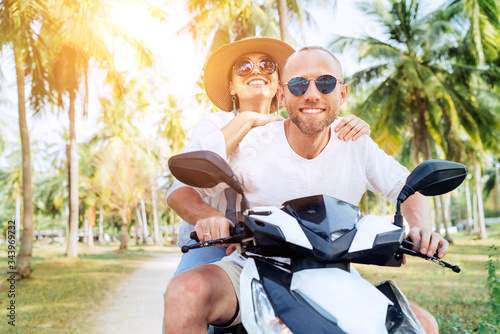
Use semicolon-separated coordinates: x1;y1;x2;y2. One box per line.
283;46;344;80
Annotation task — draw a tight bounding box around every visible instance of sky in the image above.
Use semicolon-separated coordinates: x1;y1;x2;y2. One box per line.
0;0;445;150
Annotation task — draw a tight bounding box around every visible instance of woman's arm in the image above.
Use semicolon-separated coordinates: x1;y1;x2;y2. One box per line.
221;112;372;157
221;112;282;157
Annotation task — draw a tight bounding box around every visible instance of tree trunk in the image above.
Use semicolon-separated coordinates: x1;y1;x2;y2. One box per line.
363;193;369;215
377;193;385;215
83;218;88;243
119;208;130;251
433;197;441;235
464;179;473;235
98;205;104;243
495;157;500;211
66;94;79;258
277;0;292;44
135;208;143;245
442;193;452;242
14;46;35;279
88;205;96;246
472;185;478;234
474;161;487;239
151;174;162;245
65;145;71;248
141;198;149;244
15;195;21;244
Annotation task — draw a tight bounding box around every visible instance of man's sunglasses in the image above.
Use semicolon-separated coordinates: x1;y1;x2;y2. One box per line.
284;75;342;97
233;58;277;76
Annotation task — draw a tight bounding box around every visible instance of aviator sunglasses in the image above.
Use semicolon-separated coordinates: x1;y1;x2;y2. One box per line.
284;75;342;97
233;58;278;76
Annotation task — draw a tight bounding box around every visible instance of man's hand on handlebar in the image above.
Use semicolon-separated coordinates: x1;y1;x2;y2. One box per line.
407;227;449;259
194;215;234;243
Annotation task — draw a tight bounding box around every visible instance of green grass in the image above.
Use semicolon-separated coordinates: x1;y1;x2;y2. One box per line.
0;226;498;333
0;242;179;334
357;226;500;333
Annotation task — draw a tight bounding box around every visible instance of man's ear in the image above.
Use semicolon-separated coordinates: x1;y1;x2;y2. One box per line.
340;84;349;106
277;86;286;107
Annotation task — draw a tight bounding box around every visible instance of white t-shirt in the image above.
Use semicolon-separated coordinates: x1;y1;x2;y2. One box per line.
198;119;409;210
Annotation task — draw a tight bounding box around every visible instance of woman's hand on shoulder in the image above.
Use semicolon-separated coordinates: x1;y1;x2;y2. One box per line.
334;114;370;141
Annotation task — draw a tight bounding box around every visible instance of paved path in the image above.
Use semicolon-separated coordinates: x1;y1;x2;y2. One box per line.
93;252;182;334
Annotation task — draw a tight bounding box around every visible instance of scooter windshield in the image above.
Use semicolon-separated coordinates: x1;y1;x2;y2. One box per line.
283;195;363;260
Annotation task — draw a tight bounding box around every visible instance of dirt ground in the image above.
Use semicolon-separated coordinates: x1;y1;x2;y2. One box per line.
92;252;182;334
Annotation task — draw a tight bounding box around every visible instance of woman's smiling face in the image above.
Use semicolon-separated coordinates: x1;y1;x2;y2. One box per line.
230;52;280;110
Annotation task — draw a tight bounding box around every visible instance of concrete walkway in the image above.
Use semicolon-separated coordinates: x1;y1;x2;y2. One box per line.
93;252;182;334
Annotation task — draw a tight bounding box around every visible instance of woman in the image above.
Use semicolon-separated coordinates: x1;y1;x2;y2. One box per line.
167;37;370;275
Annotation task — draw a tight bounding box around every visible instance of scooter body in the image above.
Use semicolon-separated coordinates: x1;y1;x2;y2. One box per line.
168;151;467;334
238;196;425;334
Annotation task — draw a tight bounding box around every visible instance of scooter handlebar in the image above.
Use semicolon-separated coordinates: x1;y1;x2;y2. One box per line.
182;225;248;253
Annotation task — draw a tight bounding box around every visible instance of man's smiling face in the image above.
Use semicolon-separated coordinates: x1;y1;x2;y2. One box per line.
279;49;347;135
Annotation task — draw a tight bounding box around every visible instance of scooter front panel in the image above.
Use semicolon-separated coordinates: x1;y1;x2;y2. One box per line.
290;268;392;334
247;258;347;334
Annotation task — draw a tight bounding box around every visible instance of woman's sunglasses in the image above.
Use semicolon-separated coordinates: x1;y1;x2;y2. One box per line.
284;75;342;97
233;58;277;76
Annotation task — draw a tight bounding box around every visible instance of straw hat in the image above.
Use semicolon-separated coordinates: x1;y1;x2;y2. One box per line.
204;37;295;112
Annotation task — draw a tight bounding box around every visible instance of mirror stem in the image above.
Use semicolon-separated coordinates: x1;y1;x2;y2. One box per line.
394;201;404;228
241;195;249;213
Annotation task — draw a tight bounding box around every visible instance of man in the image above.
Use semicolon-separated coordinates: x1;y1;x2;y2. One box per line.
164;47;446;333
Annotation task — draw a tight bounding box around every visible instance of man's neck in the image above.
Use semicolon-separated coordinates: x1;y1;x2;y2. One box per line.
284;119;331;159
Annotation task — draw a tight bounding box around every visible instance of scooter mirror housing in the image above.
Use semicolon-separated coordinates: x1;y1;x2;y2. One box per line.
397;160;468;203
168;150;249;211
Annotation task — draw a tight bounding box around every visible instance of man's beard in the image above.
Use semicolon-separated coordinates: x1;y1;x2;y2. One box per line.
288;107;338;135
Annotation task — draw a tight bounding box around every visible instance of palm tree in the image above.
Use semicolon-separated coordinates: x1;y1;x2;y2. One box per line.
178;0;282;87
444;0;499;66
0;146;22;241
277;0;292;44
0;0;53;278
443;0;500;237
331;1;465;163
330;0;500;238
35;0;166;257
91;84;159;250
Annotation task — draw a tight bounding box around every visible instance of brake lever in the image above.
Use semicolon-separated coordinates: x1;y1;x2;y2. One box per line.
181;234;246;253
399;240;461;273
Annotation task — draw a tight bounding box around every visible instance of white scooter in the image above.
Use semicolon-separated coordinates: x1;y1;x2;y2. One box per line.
168;150;466;334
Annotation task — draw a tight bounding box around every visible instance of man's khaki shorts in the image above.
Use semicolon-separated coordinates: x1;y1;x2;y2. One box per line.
212;260;243;327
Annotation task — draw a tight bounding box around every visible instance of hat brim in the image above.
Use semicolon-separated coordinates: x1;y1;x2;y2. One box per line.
204;38;295;112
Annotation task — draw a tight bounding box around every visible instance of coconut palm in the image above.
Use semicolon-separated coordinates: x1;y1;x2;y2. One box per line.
181;0;280;54
443;0;500;237
0;0;54;278
91;83;159;250
444;0;499;66
35;0;166;257
330;0;500;239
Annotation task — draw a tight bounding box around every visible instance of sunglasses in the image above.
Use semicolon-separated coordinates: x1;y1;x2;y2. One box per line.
284;75;342;97
233;58;277;76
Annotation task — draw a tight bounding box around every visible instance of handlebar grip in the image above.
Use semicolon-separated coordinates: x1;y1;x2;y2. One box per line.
190;231;199;242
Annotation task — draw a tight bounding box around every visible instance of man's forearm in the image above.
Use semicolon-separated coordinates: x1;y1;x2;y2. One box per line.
167;187;224;225
401;192;431;229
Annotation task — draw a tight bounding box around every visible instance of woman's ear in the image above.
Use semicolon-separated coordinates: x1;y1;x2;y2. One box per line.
229;82;235;96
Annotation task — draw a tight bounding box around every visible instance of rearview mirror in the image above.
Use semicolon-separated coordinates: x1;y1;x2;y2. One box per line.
397;160;468;203
168;150;245;195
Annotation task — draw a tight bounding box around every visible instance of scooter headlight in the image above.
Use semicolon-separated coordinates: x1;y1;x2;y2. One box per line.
251;279;293;334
